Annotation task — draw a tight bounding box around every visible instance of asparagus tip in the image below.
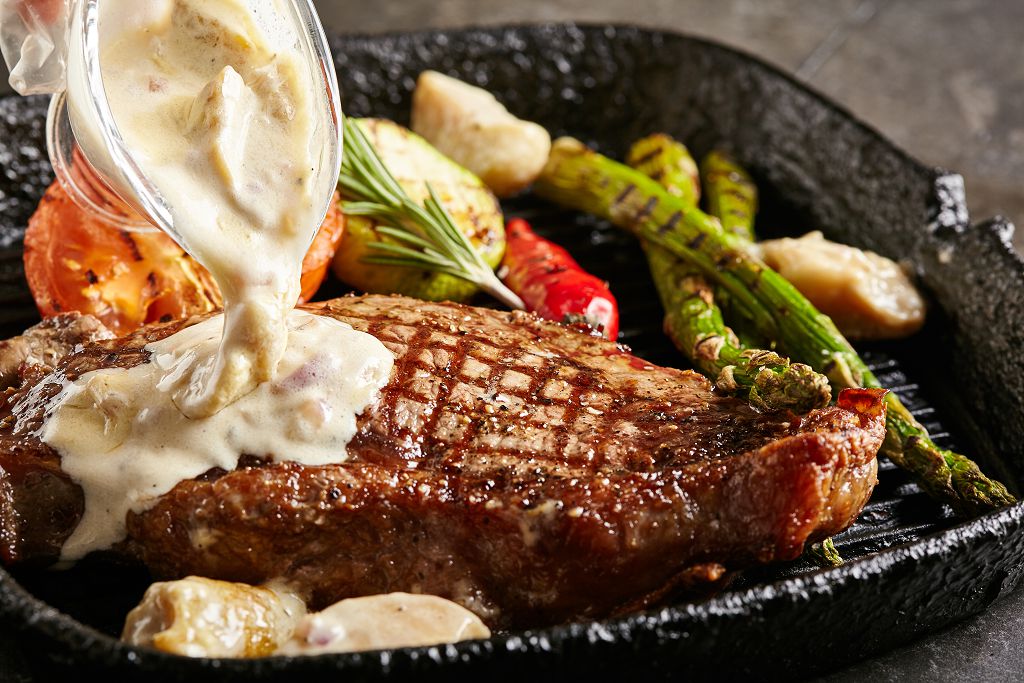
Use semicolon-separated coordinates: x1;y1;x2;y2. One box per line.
808;537;844;568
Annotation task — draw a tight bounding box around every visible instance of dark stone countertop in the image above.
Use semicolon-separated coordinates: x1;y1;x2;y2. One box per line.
2;1;1022;680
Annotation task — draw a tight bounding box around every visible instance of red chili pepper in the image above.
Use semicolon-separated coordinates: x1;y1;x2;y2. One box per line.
500;218;619;340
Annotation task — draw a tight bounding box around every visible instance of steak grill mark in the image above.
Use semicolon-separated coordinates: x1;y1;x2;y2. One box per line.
347;302;720;474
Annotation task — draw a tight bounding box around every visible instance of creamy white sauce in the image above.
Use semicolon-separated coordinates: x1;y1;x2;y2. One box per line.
43;312;393;562
35;0;384;563
84;0;334;416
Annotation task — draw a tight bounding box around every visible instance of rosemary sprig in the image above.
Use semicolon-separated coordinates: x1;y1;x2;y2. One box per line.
338;116;525;310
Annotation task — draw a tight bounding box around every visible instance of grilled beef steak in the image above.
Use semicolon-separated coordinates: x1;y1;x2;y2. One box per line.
0;313;113;389
0;295;885;629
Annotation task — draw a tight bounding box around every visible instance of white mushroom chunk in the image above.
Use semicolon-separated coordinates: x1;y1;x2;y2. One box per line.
122;580;491;658
411;70;552;197
277;592;491;655
756;231;926;340
121;577;306;658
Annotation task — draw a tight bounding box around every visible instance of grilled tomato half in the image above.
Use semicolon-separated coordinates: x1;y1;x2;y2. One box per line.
23;181;344;336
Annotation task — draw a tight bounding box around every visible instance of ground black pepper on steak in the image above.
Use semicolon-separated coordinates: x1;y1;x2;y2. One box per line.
0;295;886;629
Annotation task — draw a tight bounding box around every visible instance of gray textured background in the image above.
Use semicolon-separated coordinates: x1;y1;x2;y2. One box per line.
2;0;1022;244
3;0;1023;680
318;0;1024;249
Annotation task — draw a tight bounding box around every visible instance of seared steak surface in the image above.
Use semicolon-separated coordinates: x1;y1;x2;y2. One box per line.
0;295;885;629
0;313;112;389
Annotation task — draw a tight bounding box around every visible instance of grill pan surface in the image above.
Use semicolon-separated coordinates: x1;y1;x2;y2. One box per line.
1;23;1023;682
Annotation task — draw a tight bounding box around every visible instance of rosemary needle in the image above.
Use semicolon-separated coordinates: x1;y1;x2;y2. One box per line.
338;116;525;310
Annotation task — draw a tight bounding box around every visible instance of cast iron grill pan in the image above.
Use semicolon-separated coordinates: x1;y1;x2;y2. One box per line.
0;24;1022;682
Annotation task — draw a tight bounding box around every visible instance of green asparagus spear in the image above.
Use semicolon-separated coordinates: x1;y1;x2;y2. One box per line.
646;245;831;413
700;150;758;241
697;149;766;346
638;139;843;565
535;137;1016;516
636;137;841;563
808;537;844;567
631;142;761;285
626;134;701;206
628;135;830;413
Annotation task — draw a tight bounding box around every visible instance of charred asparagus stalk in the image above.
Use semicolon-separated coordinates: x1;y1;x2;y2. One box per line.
700;150;758;241
633;138;841;564
698;149;766;346
694;146;845;562
645;245;831;413
808;537;844;568
536;137;1016;516
626;134;701;206
627;136;830;413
